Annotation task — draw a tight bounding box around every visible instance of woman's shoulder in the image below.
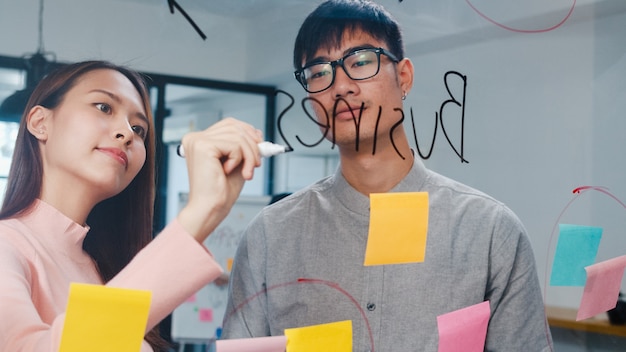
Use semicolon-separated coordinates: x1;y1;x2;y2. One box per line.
0;218;38;258
0;217;28;238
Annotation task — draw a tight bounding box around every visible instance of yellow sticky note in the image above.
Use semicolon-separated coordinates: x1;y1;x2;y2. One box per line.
364;192;429;266
285;320;352;352
59;283;152;352
227;257;234;272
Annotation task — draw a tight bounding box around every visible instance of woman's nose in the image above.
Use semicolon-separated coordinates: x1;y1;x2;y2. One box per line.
113;118;133;145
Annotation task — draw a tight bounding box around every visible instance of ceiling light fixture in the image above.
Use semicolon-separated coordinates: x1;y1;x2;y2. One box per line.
0;0;57;122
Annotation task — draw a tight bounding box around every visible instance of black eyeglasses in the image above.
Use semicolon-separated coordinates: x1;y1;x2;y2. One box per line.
294;47;400;93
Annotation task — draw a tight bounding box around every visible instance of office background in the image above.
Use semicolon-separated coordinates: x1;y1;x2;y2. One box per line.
1;0;625;350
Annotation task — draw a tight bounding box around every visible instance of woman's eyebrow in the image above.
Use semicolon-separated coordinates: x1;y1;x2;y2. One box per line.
89;89;121;103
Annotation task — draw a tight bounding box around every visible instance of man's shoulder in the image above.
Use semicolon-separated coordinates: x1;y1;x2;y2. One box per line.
264;174;335;212
423;168;523;224
424;168;500;204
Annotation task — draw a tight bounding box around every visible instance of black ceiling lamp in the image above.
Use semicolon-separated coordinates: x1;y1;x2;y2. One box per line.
0;0;56;123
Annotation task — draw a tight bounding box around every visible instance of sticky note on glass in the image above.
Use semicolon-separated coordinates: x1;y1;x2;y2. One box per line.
199;308;214;322
59;283;151;352
185;293;197;303
215;335;287;352
550;224;602;286
227;257;234;272
285;320;352;352
364;192;428;266
577;255;626;321
437;301;490;352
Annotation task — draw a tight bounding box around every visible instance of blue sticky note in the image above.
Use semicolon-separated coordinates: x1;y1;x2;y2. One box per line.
550;224;602;286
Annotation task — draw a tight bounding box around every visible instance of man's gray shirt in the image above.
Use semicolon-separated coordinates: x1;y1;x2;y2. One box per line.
222;156;553;351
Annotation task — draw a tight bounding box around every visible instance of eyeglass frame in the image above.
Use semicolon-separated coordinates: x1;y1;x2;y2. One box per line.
294;47;400;93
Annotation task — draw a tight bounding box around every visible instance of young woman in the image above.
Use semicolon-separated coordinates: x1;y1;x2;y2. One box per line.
0;60;263;351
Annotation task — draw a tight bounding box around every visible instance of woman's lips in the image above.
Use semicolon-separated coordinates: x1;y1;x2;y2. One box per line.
98;148;128;168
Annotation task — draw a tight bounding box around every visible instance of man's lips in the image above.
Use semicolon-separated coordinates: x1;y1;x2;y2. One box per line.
332;105;366;120
98;148;128;168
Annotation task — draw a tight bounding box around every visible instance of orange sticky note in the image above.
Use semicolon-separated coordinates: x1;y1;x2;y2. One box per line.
227;257;234;272
59;283;152;352
364;192;429;266
284;320;352;352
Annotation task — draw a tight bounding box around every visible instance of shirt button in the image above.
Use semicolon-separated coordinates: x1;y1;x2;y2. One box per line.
367;302;376;311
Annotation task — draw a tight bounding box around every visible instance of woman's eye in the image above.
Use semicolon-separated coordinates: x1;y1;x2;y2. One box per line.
132;125;147;140
95;103;112;114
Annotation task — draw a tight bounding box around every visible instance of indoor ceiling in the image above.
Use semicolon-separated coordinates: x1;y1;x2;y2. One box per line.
141;0;615;57
124;0;313;19
185;0;312;18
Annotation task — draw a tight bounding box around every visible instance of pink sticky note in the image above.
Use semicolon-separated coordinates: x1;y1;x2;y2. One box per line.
198;308;213;322
437;301;490;352
215;336;287;352
577;255;626;321
185;293;197;303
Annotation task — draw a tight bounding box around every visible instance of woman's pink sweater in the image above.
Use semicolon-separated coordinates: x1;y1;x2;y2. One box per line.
0;199;222;351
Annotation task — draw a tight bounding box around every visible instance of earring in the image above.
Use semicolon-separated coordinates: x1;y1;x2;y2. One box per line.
401;92;407;100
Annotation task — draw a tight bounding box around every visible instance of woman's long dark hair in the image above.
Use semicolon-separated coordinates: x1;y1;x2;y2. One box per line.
0;60;169;351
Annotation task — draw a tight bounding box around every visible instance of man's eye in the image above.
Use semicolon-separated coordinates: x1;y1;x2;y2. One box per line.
132;125;147;140
352;59;372;68
310;70;330;80
349;55;374;68
95;103;112;114
306;64;331;81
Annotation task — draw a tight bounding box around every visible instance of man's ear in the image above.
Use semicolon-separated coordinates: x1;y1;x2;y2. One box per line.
397;57;414;97
26;105;50;141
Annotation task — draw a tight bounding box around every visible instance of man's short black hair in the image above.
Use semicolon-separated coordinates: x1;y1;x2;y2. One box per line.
293;0;404;69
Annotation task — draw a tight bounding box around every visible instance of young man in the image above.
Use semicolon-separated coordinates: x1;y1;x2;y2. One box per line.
222;1;553;351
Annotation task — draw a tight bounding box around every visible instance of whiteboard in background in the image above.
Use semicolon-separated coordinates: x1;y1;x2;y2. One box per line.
171;194;270;344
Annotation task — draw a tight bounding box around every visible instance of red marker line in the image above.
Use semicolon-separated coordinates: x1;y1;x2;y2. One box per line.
465;0;577;33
